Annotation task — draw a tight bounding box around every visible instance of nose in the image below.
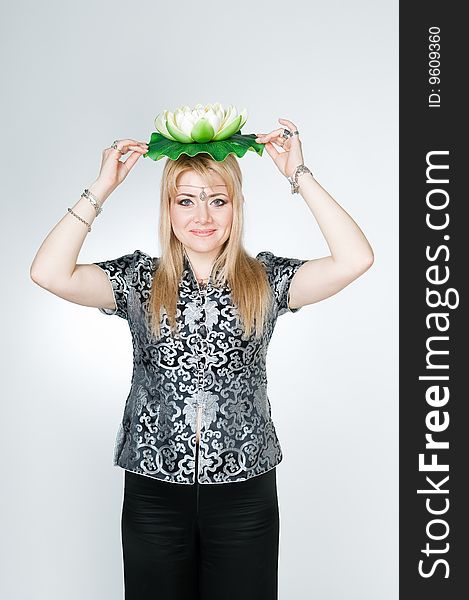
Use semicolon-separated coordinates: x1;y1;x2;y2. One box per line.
194;201;213;224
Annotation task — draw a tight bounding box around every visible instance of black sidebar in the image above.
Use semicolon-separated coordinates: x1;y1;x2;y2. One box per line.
399;3;466;599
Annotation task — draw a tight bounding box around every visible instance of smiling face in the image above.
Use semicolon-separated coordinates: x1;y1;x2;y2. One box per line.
170;169;233;261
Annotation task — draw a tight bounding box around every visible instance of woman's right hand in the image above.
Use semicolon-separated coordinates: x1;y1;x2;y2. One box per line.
93;138;149;196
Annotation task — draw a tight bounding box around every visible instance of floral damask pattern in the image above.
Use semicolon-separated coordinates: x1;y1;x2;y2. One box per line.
93;248;308;484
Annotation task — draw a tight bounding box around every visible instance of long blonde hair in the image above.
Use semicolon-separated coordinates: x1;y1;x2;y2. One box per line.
147;152;273;340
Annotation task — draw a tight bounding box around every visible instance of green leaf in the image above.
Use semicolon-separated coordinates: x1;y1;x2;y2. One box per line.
143;131;265;162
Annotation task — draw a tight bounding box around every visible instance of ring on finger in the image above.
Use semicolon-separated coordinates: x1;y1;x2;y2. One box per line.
111;140;125;154
282;128;300;139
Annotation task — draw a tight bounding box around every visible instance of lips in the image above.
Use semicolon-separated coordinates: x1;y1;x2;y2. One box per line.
190;229;216;236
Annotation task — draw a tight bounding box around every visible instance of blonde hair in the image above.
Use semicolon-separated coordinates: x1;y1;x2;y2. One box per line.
146;152;272;340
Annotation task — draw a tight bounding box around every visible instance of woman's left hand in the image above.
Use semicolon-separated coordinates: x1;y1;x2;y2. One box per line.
255;118;304;179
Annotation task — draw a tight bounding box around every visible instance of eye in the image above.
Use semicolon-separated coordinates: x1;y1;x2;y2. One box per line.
177;198;227;206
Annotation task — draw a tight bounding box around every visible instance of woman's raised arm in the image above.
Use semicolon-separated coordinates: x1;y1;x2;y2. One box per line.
29;138;148;309
256;118;374;309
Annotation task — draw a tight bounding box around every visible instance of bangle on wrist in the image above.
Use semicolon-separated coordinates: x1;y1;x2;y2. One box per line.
81;188;103;216
287;164;314;194
66;186;105;234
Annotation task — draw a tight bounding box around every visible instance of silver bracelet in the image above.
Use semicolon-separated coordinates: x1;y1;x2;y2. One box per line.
67;208;91;232
287;164;314;194
81;188;103;216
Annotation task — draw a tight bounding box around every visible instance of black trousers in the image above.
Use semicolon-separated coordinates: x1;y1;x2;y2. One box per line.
121;444;279;600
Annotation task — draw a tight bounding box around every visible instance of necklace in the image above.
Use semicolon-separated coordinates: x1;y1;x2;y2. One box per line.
183;247;214;289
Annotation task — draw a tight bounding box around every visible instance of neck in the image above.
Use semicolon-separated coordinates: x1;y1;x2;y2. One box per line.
183;246;219;279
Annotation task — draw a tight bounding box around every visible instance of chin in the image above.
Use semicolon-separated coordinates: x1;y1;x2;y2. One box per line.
185;234;225;251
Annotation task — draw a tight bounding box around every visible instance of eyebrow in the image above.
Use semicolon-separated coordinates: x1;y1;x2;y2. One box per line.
175;192;229;198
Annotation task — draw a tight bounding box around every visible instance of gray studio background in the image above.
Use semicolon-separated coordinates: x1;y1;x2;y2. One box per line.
1;1;398;598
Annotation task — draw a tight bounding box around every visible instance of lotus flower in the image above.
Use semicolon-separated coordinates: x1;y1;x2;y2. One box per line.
145;103;263;162
154;103;248;144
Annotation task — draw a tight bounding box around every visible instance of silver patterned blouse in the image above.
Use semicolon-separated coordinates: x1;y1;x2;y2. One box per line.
93;249;308;485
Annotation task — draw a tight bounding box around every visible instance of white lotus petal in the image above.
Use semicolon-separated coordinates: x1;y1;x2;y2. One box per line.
216;109;225;130
223;105;237;128
167;111;193;142
218;107;228;129
214;105;224;125
174;107;185;128
204;109;221;134
180;113;197;137
194;106;204;119
155;110;177;140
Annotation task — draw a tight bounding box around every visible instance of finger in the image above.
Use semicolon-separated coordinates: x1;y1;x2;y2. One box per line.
106;139;149;152
104;144;147;156
121;150;143;171
272;139;289;151
121;144;148;153
255;128;285;143
261;134;289;152
114;144;147;155
272;132;290;144
278;118;298;131
263;141;281;160
278;118;301;144
115;138;148;147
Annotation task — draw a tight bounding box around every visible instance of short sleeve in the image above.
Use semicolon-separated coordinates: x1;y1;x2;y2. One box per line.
92;250;140;319
256;250;308;317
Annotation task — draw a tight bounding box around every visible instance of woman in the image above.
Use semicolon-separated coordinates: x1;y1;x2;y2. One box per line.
30;117;374;599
